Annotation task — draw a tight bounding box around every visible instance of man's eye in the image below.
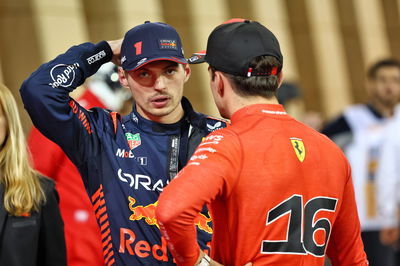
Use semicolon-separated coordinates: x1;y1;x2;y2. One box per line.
165;69;177;75
138;72;150;78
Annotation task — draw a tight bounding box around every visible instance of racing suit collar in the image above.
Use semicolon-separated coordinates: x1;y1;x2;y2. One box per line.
231;103;290;124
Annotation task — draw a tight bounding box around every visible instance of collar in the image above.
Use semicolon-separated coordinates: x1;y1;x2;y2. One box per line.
230;104;290;124
366;103;384;119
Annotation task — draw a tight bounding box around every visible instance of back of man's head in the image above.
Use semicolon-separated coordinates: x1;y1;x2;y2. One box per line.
213;55;281;98
189;19;283;99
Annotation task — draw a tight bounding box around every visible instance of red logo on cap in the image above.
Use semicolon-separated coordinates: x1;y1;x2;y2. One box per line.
134;41;142;55
222;18;246;24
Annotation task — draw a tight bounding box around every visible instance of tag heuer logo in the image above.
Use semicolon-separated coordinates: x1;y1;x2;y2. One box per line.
290;137;305;162
126;133;141;150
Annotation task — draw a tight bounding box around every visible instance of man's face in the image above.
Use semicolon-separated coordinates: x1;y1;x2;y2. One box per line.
368;66;400;107
120;61;190;122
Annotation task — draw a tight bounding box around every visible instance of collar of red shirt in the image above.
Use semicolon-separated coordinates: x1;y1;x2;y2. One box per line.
230;104;289;123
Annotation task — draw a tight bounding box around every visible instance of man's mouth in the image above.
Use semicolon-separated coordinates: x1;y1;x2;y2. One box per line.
150;96;170;108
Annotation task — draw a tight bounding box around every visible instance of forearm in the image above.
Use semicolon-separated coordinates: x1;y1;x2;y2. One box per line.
20;41;113;108
20;41;113;166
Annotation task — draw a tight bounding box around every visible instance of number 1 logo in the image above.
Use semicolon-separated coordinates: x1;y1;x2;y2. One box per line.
261;194;338;257
134;41;143;55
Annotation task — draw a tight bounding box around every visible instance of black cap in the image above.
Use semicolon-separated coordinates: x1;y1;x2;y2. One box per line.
188;20;283;77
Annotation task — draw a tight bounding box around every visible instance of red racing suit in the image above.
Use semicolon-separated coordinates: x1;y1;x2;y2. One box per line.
157;104;368;266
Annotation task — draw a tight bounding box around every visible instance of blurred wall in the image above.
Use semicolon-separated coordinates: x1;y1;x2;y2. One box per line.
1;0;400;133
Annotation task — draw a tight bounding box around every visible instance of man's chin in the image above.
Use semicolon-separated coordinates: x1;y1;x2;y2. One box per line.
148;107;174;118
380;98;398;107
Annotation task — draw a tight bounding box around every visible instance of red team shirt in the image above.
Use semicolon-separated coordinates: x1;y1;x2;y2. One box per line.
157;104;368;266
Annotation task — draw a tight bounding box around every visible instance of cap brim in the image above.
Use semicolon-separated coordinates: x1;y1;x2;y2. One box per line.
187;50;207;64
125;56;188;72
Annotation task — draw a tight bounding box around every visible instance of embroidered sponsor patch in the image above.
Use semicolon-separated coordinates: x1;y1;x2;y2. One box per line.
49;63;79;88
158;39;177;50
290;137;306;162
207;121;223;132
136;57;148;67
126;132;141;150
86;50;106;65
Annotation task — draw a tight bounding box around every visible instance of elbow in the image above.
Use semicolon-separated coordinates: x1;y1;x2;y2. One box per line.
156;200;176;226
19;78;39;108
19;79;31;104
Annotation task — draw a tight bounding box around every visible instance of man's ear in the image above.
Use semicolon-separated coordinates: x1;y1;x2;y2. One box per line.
215;71;225;98
118;67;129;88
183;64;191;83
277;70;284;89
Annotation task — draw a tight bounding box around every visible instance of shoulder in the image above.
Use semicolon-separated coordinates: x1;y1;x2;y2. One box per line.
85;107;121;135
181;97;229;132
204;116;229;132
201;127;240;151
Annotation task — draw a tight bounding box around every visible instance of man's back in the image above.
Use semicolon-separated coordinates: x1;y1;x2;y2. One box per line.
158;104;367;265
210;104;365;265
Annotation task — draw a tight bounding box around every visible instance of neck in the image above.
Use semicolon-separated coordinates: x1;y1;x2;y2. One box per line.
369;99;395;118
227;96;279;118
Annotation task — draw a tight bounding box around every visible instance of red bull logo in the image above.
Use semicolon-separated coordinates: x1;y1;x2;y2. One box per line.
194;212;213;234
119;227;168;261
128;197;213;234
128;196;158;227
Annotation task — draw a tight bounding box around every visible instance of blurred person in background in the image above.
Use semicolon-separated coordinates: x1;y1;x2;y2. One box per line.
278;82;324;131
27;62;131;266
0;84;66;266
375;104;400;265
322;58;400;266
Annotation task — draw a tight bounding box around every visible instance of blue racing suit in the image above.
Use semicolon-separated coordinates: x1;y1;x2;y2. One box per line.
20;41;226;265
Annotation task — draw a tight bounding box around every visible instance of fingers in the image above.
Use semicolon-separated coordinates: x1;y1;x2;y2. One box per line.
107;39;123;66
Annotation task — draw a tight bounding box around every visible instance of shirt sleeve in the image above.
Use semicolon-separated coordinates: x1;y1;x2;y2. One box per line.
321;114;350;138
376;123;400;228
326;161;368;265
27;127;65;180
20;41;113;168
156;129;242;266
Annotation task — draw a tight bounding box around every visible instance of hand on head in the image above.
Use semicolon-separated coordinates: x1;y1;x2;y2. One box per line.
107;39;123;66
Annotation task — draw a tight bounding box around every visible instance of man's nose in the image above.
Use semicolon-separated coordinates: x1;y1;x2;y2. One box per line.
154;75;166;91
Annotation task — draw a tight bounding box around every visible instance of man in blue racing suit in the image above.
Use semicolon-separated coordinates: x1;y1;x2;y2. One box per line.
20;21;226;265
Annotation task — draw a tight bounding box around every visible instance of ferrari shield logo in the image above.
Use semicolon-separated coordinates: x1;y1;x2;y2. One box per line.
126;133;141;150
290;137;305;162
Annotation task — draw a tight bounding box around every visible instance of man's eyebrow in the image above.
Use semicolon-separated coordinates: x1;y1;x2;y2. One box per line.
136;62;179;72
163;62;179;69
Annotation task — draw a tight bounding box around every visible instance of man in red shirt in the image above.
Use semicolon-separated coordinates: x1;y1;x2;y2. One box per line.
156;20;368;265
